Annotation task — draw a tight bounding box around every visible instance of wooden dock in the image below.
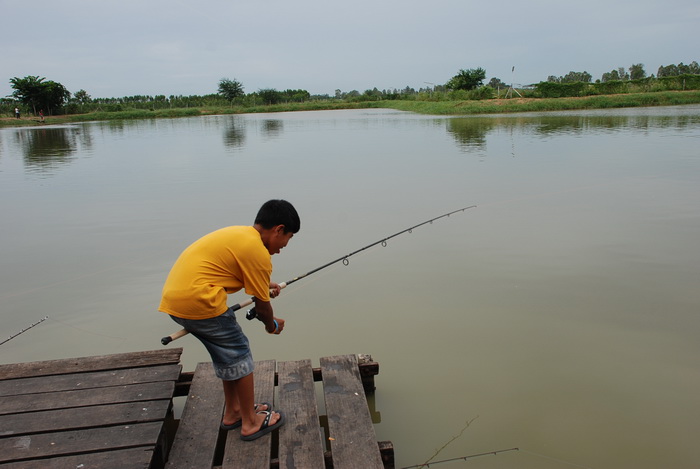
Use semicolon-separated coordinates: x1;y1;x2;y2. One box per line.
0;349;182;468
0;349;393;469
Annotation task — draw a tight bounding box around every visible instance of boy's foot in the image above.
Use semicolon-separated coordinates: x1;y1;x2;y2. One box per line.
221;402;272;430
240;410;285;441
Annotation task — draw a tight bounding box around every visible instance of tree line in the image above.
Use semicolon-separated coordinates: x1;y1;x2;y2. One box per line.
4;60;699;117
548;62;699;84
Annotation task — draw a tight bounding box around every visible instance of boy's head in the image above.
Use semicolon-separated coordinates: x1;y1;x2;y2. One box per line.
254;199;301;234
254;200;300;255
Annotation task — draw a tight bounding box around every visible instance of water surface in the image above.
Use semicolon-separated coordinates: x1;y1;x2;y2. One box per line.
1;107;699;468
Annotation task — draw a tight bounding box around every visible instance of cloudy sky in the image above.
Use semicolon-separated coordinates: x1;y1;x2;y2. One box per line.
2;0;698;99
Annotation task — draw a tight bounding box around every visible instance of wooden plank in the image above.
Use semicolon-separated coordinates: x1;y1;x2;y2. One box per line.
0;381;174;415
165;362;224;469
0;364;181;397
0;348;183;380
276;359;325;469
174;361;379;397
221;360;276;469
0;447;155;469
0;400;170;436
0;422;163;463
321;355;384;469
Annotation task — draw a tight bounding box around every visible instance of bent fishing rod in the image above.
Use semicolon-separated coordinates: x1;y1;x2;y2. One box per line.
161;205;476;345
1;316;49;346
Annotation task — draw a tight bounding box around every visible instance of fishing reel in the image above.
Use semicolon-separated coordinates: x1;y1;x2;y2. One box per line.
246;308;259;321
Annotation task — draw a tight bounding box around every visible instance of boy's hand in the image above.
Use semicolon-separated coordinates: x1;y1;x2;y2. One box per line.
267;317;285;334
269;282;281;298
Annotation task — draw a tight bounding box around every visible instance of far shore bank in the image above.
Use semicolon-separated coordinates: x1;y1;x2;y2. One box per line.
3;90;700;128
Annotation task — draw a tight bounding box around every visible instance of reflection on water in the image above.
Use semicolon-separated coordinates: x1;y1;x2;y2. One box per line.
446;118;493;151
12;126;92;174
222;117;285;150
223;117;246;149
4;108;698;175
446;110;700;154
260;119;284;139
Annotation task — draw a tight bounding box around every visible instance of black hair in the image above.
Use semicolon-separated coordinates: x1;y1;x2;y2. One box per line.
254;199;301;233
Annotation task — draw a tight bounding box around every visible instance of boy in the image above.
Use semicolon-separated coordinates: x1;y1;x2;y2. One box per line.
159;199;300;441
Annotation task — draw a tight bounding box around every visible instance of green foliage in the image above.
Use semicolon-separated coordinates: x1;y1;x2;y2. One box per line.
446;68;486;91
553;71;592;83
535;81;587;98
488;77;506;89
629;63;646;80
657;61;700;77
656;74;700;90
4;91;700;126
602;67;629;82
218;78;244;102
280;89;311;102
592;80;629;95
72;89;91;105
257;88;282;105
448;87;494;101
471;86;495;100
10;75;71;114
6;62;700;122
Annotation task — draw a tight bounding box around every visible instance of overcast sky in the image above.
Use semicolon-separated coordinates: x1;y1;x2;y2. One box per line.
2;0;698;99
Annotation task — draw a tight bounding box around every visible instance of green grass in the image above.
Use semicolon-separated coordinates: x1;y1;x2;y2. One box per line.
3;90;700;128
372;90;700;115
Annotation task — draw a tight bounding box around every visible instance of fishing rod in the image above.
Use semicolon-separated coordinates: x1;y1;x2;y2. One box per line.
1;316;49;346
161;205;476;345
401;447;519;469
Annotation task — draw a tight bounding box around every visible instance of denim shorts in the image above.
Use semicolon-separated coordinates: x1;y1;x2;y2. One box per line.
170;307;254;381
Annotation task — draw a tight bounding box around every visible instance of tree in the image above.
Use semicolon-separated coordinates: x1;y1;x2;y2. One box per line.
218;78;244;102
73;89;91;104
617;67;630;81
657;61;700;77
601;69;620;82
281;89;311;102
446;68;486;91
488;77;506;88
561;71;592;83
549;71;592;83
629;63;646;80
601;67;628;82
257;88;282;105
10;75;71;114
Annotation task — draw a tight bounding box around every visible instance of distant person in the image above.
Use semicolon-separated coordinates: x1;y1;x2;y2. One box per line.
15;107;20;119
159;199;300;441
39;110;45;122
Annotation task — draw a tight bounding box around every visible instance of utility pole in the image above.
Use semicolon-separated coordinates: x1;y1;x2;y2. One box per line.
505;66;522;98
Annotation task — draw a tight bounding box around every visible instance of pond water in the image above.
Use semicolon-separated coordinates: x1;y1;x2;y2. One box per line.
1;106;699;468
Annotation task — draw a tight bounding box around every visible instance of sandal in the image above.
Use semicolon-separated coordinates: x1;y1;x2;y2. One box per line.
240;410;285;441
220;402;273;430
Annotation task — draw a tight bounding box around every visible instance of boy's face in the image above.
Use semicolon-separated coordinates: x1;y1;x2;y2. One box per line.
266;225;294;255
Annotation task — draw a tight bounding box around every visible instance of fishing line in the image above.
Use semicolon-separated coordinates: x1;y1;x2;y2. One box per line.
161;205;477;345
519;449;595;469
479;174;664;211
0;259;142;302
46;316;127;342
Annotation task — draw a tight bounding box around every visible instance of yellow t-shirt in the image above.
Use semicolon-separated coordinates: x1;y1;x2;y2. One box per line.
159;226;272;320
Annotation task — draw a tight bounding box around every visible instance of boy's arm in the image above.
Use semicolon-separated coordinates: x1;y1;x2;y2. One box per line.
253;298;285;334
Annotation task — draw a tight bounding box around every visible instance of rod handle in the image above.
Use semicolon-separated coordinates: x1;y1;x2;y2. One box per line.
161;283;288;345
161;328;189;345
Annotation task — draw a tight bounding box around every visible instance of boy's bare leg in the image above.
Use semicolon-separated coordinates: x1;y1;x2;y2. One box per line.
222;379;242;426
222;373;281;437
